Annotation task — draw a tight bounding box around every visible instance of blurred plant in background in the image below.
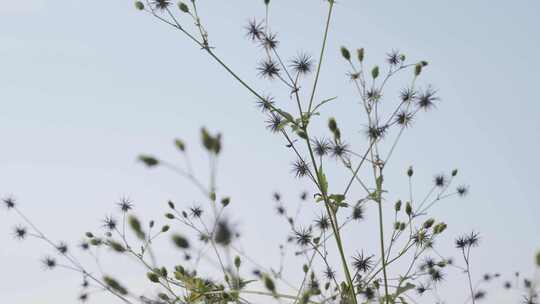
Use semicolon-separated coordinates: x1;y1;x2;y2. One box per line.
2;1;539;303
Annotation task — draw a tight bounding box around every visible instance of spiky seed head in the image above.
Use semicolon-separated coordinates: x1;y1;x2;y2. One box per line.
151;0;171;10
135;1;145;10
340;46;351;61
3;197;16;209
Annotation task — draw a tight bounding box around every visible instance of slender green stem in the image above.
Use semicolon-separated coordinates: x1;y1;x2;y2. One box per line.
375;172;390;303
307;1;335;113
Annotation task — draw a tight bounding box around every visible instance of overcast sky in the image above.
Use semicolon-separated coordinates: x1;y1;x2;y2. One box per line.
1;1;539;303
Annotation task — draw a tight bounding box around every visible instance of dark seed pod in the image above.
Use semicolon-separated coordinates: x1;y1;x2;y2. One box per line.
357;48;364;62
138;155;159;167
135;1;144;10
405;202;412;216
172;234;190;249
371;66;379;79
340;47;351;61
394;200;402;212
147;272;160;283
178;2;189;13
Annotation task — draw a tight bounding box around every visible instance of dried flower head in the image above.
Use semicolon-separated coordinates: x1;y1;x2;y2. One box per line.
2;197;16;209
42;256;57;270
292;159;310;178
290;53;314;75
13;226;27;240
150;0;171;10
265;114;284;133
352;252;374;273
417;87;439;110
117;197;133;213
260;32;279;50
103;216;117;231
245;19;264;41
257;59;280;79
313;138;331;157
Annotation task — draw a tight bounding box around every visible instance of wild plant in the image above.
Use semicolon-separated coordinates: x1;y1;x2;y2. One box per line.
2;1;538;304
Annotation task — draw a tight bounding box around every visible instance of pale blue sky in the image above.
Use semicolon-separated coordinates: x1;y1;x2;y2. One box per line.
1;1;539;303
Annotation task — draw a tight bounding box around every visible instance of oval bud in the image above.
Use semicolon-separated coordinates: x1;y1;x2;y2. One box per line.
340;47;351;61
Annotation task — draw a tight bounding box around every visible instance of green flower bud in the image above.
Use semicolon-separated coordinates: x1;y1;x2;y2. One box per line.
174;139;186;152
405;202;412;216
393;221;401;230
128;215;145;239
165;213;175;219
103;276;128;295
90;238;102;246
423;218;435;229
394;200;402;212
414;63;422;76
109;241;126;253
161;225;170;233
234;256;241;268
138;155;159;167
221;197;230;207
168;200;175;209
264;275;275;292
328;117;337;132
264;0;270;4
172;234;190;249
135;1;145;10
407;166;414;177
340;46;351;61
303;264;309;273
357;48;364;62
452;169;458;176
433;223;447;234
178;1;190;13
147;272;160;283
371;66;379;79
158;293;170;301
85;232;94;238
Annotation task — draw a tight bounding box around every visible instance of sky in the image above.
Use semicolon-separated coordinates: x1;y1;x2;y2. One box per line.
1;0;539;303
